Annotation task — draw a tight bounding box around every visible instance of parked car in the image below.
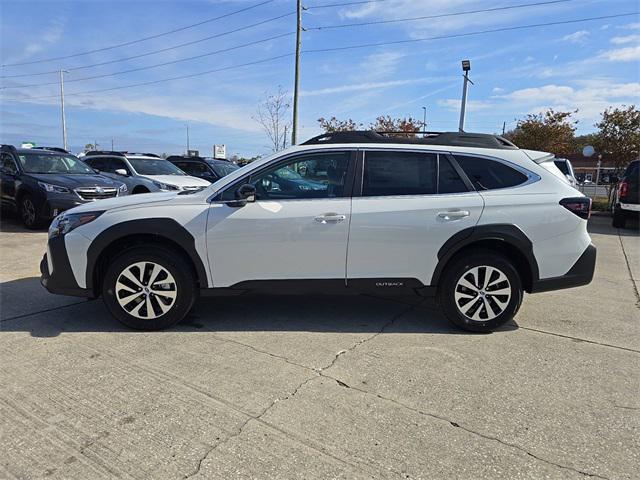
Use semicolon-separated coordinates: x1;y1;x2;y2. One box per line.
610;160;639;228
83;151;210;194
166;155;239;182
0;145;128;228
40;131;596;333
553;158;578;187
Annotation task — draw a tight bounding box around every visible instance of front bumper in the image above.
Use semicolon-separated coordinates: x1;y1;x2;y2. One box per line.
40;235;94;298
40;197;85;219
530;243;597;293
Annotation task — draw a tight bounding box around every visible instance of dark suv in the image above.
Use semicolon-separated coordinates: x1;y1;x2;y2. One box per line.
610;160;639;228
0;145;128;228
166;155;239;182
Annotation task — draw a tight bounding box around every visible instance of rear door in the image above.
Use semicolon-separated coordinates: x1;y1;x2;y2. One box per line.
346;149;484;287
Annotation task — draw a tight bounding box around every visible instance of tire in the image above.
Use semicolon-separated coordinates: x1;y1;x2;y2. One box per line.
19;194;41;229
612;208;627;228
438;251;523;333
102;246;197;330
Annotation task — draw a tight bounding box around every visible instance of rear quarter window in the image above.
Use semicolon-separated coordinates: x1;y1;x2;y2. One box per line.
455;155;528;190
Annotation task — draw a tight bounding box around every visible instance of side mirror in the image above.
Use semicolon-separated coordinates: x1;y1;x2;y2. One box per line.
115;169;128;176
227;184;256;207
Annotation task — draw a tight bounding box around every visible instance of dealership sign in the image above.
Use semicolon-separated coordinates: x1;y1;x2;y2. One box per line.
214;144;226;159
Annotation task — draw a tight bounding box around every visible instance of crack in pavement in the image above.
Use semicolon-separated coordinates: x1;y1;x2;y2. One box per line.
323;376;611;480
617;231;640;309
518;326;640;354
0;300;90;324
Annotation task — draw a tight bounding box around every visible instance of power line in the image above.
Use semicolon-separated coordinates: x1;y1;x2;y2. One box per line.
0;0;275;68
2;12;632;101
1;53;295;100
1;11;295;79
2;33;294;89
307;0;575;30
307;0;392;9
304;12;638;53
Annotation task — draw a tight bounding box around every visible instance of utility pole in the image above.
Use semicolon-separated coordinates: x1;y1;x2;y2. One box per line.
291;0;303;146
458;60;473;133
422;106;427;137
502;121;506;135
111;138;114;150
186;124;190;153
59;70;68;151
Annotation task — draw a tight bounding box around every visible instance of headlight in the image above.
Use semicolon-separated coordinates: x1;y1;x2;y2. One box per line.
38;182;70;193
152;181;179;191
118;183;128;195
49;211;104;238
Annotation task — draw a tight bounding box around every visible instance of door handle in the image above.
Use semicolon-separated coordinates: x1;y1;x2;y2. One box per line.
437;210;470;221
315;213;346;224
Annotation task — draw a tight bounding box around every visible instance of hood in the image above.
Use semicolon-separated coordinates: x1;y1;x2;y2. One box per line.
63;191;178;215
27;173;124;188
142;174;210;187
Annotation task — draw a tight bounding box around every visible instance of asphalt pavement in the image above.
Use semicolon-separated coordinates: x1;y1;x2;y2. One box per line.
0;213;638;480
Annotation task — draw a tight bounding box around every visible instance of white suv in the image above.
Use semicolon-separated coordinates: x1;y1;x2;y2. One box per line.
40;131;596;332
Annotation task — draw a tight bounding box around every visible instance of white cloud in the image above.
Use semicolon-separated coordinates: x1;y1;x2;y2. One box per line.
437;98;494;112
562;30;589;44
358;51;405;80
610;34;640;45
492;87;505;94
599;46;640;62
302;78;431;97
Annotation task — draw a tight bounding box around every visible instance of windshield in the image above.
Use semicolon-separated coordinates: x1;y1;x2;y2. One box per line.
18;152;95;174
209;161;239;177
128;158;186;176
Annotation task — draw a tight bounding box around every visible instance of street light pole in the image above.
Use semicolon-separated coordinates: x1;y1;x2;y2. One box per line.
59;69;68;150
186;124;190;153
422;106;427;137
458;60;473;133
291;0;303;146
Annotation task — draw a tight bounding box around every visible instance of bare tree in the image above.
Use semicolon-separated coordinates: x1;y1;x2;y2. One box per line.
254;86;292;152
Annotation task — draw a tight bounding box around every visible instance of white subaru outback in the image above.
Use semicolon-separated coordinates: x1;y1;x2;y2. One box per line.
40;131;596;332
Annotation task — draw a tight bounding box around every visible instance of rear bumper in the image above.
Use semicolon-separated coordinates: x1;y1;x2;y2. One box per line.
40;235;95;298
619;202;640;213
530;243;596;293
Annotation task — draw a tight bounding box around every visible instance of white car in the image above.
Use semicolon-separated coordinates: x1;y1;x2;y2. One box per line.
40;131;596;332
82;151;210;193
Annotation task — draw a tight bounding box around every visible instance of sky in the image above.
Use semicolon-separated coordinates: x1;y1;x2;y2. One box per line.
1;0;638;157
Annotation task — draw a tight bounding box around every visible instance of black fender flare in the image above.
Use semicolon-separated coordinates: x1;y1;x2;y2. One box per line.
85;218;208;291
431;224;539;287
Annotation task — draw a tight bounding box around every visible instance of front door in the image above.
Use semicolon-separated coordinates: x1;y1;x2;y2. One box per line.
205;150;355;288
347;149;484;287
0;153;19;209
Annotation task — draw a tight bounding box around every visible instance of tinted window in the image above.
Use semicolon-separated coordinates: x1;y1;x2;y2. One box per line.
17;153;94;174
554;160;570;175
455;155;527;190
209;161;239;177
624;161;638;178
363;151;436;196
438;157;468;193
174;161;211;177
1;153;18;174
221;152;350;201
128;158;186;176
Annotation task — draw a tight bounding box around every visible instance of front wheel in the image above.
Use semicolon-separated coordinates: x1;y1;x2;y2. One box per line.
20;194;42;229
102;247;196;330
439;252;523;333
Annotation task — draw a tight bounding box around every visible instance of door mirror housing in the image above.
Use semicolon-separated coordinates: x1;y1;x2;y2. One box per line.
114;168;128;176
227;184;256;207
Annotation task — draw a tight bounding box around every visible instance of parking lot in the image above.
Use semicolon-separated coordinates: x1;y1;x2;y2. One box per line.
0;214;638;479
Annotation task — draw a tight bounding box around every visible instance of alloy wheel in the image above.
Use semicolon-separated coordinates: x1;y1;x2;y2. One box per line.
115;261;177;319
21;198;36;225
454;265;512;322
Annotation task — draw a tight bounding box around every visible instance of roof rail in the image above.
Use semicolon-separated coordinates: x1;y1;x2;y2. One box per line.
127;152;161;158
84;150;127;157
301;130;518;150
32;146;70;154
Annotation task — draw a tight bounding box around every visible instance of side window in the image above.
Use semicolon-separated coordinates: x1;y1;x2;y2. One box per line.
455;155;528;190
363;151;436;197
220;152;351;201
180;162;210;177
110;157;130;174
85;157;106;171
438;157;468;193
1;153;18;174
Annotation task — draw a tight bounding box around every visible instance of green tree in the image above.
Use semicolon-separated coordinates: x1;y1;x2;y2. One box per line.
593;105;640;169
84;143;95;152
504;109;577;155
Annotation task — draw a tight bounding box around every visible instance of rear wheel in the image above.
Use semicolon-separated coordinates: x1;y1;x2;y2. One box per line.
20;195;41;229
612;208;627;228
102;247;196;330
439;252;523;332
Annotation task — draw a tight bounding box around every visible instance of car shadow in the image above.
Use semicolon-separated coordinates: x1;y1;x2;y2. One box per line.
0;212;48;233
588;214;639;237
0;277;519;337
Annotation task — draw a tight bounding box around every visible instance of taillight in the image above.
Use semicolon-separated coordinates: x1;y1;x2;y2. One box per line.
560;197;591;220
619;181;629;199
